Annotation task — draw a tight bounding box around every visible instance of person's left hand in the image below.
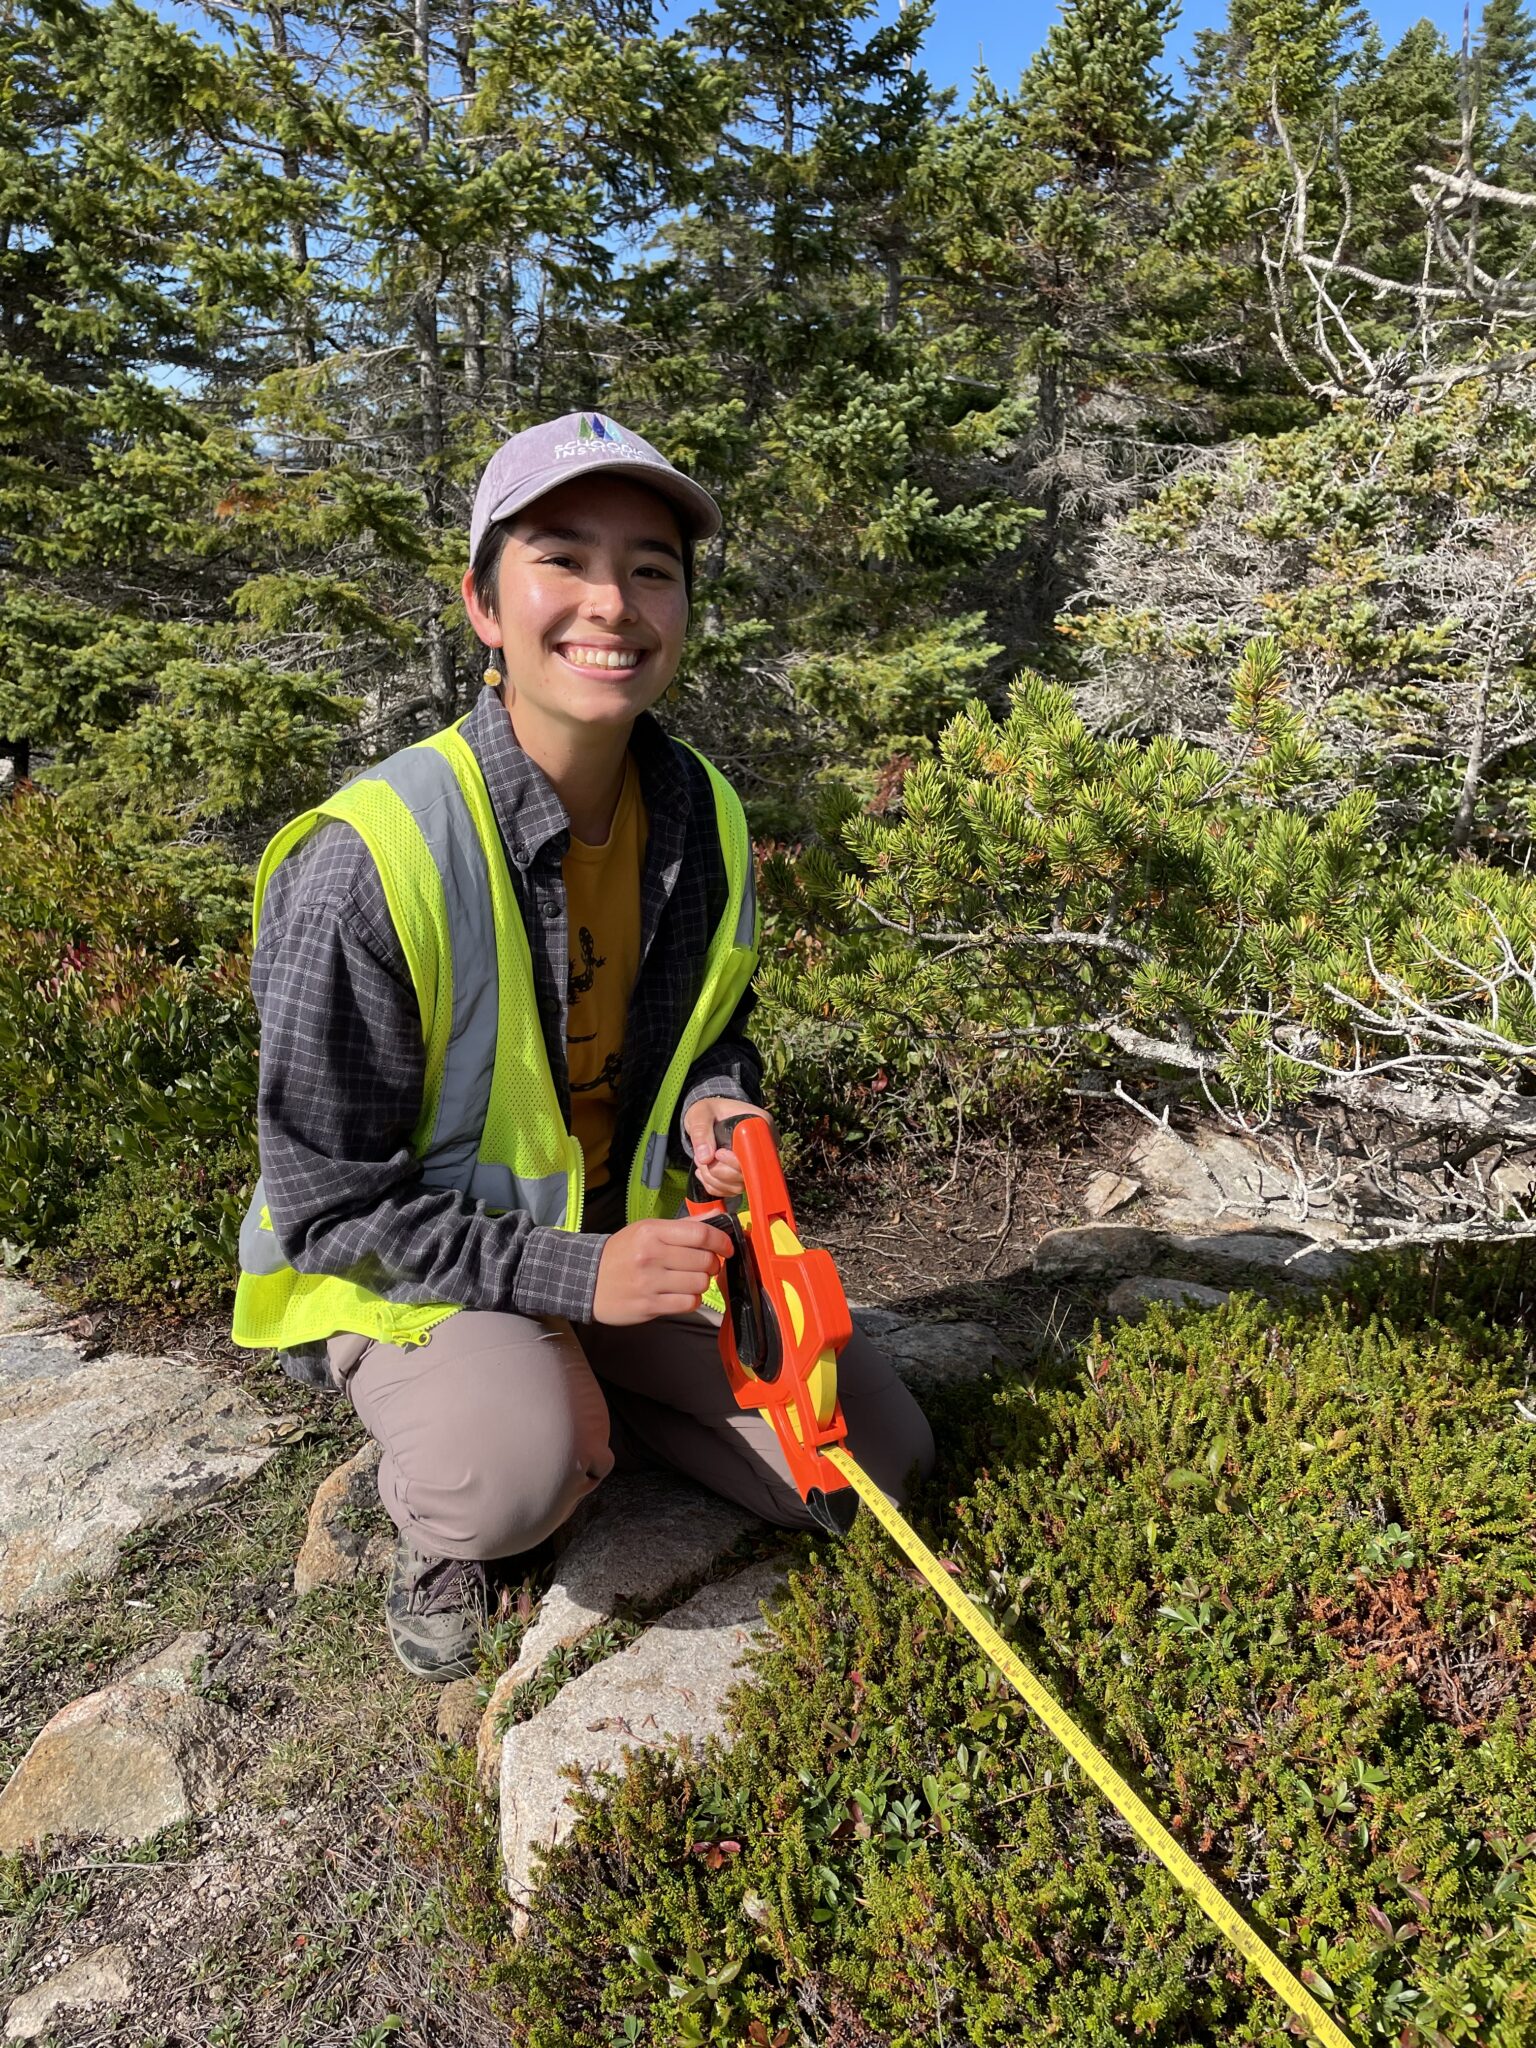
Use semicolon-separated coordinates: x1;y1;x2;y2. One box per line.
682;1098;774;1200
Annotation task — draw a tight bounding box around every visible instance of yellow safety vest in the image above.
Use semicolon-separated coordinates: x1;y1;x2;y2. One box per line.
230;714;757;1354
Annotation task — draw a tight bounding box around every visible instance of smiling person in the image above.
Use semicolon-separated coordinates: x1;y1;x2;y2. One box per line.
230;414;934;1680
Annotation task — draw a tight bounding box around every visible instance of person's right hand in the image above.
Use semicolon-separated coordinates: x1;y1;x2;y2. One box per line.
592;1218;731;1325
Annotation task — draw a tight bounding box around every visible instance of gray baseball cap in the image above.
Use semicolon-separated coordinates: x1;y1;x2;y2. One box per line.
468;412;722;565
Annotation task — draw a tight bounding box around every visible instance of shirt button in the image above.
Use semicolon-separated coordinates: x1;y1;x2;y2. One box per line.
542;897;561;923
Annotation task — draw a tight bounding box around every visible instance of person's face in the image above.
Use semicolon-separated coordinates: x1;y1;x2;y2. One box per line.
460;474;689;736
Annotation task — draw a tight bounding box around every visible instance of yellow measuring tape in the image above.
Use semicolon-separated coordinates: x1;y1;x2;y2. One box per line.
824;1445;1355;2048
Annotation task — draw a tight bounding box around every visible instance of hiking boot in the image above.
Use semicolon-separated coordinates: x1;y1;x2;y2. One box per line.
385;1535;493;1682
275;1343;337;1392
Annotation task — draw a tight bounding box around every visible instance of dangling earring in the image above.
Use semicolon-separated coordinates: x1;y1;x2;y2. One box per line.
483;665;500;688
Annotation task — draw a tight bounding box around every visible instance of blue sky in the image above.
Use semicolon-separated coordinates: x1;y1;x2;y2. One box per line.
893;0;1473;97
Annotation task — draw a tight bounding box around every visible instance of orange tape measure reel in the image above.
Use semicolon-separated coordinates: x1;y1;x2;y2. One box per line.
685;1113;859;1533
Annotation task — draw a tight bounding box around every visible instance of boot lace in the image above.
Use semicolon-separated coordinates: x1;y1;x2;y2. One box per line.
411;1552;493;1618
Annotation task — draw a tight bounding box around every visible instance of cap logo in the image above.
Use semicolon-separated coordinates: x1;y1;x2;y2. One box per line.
578;414;628;445
551;412;664;464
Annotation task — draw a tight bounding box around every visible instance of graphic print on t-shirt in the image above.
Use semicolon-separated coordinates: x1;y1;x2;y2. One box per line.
569;926;604;1004
563;756;647;1188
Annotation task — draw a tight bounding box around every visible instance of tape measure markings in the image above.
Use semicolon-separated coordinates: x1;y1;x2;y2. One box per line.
824;1445;1355;2048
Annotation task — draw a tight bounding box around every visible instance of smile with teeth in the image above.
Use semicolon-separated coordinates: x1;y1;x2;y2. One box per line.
557;643;645;671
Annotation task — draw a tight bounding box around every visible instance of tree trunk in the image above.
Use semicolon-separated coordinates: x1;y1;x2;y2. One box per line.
264;4;315;370
463;280;486;402
1452;586;1514;853
499;248;519;407
455;0;485;400
1452;695;1489;853
412;0;455;720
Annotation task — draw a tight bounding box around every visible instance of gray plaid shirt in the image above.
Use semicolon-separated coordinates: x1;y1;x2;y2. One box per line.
249;685;762;1324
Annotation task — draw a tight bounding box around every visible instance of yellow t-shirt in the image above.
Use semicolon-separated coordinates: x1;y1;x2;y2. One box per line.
564;754;648;1190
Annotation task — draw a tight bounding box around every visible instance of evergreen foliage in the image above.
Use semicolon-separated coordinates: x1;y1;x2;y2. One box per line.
3;0;1534;1257
600;0;1036;819
0;0;361;882
492;1257;1536;2045
762;640;1536;1203
0;788;255;1307
1072;387;1536;859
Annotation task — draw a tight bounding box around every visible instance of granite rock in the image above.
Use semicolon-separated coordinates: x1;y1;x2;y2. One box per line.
121;1631;215;1692
0;1321;292;1617
1105;1276;1231;1321
1124;1124;1300;1225
1031;1224;1166;1282
0;1680;235;1850
477;1472;764;1790
1083;1171;1142;1219
436;1678;482;1746
1165;1229;1349;1285
0;1279;54;1339
850;1306;910;1344
851;1307;1015;1384
293;1441;391;1597
1032;1221;1349;1290
499;1559;786;1928
4;1947;132;2041
878;1319;1013;1384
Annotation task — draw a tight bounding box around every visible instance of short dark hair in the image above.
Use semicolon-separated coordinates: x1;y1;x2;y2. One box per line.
470;488;695;680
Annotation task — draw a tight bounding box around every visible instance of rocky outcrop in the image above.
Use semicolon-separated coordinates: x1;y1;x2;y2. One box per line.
1032;1224;1165;1282
1082;1171;1142;1219
851;1307;1014;1384
498;1559;786;1930
4;1946;132;2042
1105;1276;1231;1320
477;1473;764;1791
1164;1228;1350;1285
0;1659;236;1850
1120;1123;1304;1226
1034;1221;1348;1289
293;1441;392;1596
0;1278;292;1617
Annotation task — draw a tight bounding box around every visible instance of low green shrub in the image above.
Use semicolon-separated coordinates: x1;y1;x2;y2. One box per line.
497;1255;1536;2045
761;645;1536;1170
35;1133;257;1313
0;788;256;1306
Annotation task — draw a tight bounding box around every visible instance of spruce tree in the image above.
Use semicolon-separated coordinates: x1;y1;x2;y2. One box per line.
1338;21;1461;284
0;0;357;917
600;0;1032;823
1477;0;1536;131
916;0;1219;644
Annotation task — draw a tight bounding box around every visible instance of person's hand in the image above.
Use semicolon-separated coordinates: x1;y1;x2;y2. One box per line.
682;1099;774;1199
592;1218;732;1325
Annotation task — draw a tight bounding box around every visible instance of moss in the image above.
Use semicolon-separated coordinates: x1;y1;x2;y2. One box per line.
481;1253;1536;2046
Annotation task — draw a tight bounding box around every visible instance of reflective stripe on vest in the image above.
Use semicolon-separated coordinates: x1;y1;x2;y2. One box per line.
231;719;755;1355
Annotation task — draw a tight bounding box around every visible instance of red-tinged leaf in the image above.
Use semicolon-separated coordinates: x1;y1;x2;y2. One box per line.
1366;1903;1394;1935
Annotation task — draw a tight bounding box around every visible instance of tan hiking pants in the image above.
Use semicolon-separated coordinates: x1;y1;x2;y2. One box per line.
325;1187;935;1559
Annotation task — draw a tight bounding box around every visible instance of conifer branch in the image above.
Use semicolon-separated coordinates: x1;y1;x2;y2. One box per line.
1414;163;1536;211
